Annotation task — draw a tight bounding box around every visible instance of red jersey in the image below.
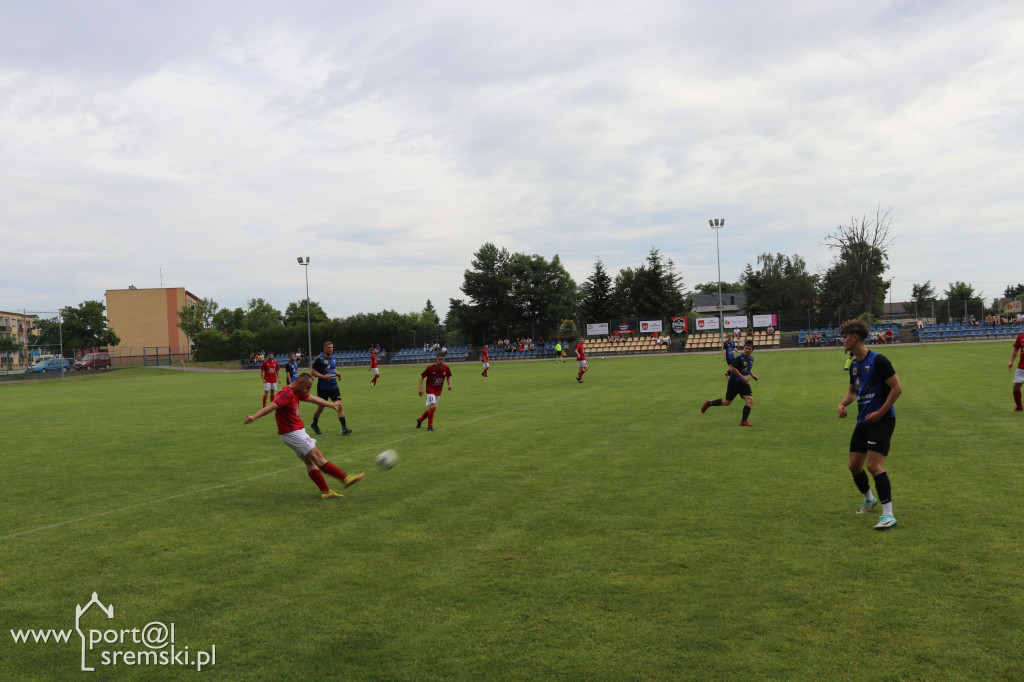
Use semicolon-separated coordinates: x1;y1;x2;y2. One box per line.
575;342;586;361
421;363;452;395
370;353;378;368
1015;334;1024;370
272;385;308;435
481;348;489;362
261;359;279;383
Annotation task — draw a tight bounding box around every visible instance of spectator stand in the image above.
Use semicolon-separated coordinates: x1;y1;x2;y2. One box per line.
681;330;781;352
797;324;901;347
917;321;1023;342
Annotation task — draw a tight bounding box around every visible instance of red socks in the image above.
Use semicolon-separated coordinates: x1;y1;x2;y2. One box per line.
428;411;434;428
320;461;347;482
263;395;267;407
308;469;329;492
1014;388;1022;410
419;410;430;424
371;375;378;385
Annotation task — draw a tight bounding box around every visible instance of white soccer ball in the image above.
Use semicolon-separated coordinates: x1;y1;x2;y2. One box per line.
375;449;398;470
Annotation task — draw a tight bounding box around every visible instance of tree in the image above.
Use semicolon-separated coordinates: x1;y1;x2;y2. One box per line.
943;281;983;321
29;317;62;348
423;300;440;327
177;297;219;340
212;307;245;333
244;298;283;332
578;258;616;323
910;281;937;318
283;299;328;327
0;335;20;368
1004;284;1024;299
821;207;895;316
740;253;817;313
507;252;576;337
612;249;687;318
692;281;743;296
61;301;120;349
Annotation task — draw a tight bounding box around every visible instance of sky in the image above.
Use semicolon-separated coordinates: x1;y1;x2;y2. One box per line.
2;0;1022;322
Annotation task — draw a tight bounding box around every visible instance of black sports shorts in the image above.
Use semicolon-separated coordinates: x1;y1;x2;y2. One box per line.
725;379;752;401
849;415;896;456
317;387;341;402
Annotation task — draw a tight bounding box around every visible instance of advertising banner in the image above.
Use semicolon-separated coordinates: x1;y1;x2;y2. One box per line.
695;317;720;331
723;316;748;329
639;320;663;333
1001;298;1022;314
671;316;689;334
612;320;636;335
752;314;778;328
586;322;609;336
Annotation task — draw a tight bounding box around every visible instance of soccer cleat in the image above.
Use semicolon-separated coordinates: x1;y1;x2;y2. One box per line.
701;401;710;414
739;421;753;427
320;490;343;499
342;428;353;436
343;472;365;489
856;499;878;514
427;427;434;431
310;422;322;435
874;515;898;530
576;377;583;383
416;419;422;429
1014;407;1023;412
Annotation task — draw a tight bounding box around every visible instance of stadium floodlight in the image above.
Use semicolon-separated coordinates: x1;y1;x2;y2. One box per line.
710;219;726;344
298;257;312;368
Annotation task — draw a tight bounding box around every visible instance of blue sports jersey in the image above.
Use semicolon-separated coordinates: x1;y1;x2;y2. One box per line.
285;361;298;383
312;354;339;390
729;354;753;383
849;351;896;423
723;339;736;362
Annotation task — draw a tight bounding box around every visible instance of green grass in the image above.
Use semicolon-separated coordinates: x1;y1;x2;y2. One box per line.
2;344;1023;680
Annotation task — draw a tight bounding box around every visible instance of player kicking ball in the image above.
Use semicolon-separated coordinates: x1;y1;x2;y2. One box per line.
244;372;364;499
701;341;758;426
417;354;452;432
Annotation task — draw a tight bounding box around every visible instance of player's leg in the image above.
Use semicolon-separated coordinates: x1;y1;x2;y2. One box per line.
426;404;437;430
1013;377;1023;411
848;449;877;512
307;447;363;489
311;400;325;434
740;393;754;426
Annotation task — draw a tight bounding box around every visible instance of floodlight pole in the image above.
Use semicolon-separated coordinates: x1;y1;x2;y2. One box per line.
709;218;725;345
298;257;312;368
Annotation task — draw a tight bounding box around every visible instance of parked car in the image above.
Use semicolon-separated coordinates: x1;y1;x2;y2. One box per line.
75;352;112;370
26;357;73;373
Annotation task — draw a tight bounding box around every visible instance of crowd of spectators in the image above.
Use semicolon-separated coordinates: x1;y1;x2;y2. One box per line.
488;337;542;353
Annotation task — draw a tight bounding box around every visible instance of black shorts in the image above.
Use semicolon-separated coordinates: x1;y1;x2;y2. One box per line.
725;379;752;401
849;416;896;456
317;387;341;402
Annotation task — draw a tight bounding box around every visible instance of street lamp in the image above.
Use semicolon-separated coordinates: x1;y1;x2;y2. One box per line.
297;257;312;368
709;218;725;344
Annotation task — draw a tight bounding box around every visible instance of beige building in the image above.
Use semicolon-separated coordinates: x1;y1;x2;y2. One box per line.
106;287;201;360
0;310;38;367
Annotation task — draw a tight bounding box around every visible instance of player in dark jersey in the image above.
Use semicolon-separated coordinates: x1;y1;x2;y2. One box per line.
722;332;736;377
837;319;903;530
284;352;299;384
310;341;352;436
701;341;758;426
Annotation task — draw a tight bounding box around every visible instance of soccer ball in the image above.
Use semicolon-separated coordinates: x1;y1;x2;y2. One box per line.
375;449;398;469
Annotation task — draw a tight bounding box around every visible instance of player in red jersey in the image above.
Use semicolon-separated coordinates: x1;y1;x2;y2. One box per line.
1009;332;1024;412
244;373;364;499
417;354;452;431
480;344;490;377
369;347;380;387
260;354;280;407
575;336;588;383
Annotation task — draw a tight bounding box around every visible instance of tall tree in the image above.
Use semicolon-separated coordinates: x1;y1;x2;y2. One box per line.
177;297;219;339
578;258;615;323
212;307;245;333
61;300;121;349
741;253;817;313
1004;283;1024;299
283;299;328;327
244;298;283;332
821;207;895;316
423;300;440;327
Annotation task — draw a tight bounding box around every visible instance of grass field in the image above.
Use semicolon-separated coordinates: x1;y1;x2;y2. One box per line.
2;343;1023;681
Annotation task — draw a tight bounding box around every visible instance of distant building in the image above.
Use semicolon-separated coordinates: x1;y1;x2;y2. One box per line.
692;292;747;315
0;310;37;367
105;287;200;359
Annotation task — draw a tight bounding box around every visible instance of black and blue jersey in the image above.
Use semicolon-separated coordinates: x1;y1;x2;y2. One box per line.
312;354;339;391
730;354;753;383
284;361;299;383
849;351;896;423
723;339;736;363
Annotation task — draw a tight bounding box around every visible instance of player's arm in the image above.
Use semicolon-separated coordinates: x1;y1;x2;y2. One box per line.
865;374;902;423
837;385;857;419
244;402;277;425
418;375;425;396
1010;344;1021;370
301;393;343;413
310;362;328;380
